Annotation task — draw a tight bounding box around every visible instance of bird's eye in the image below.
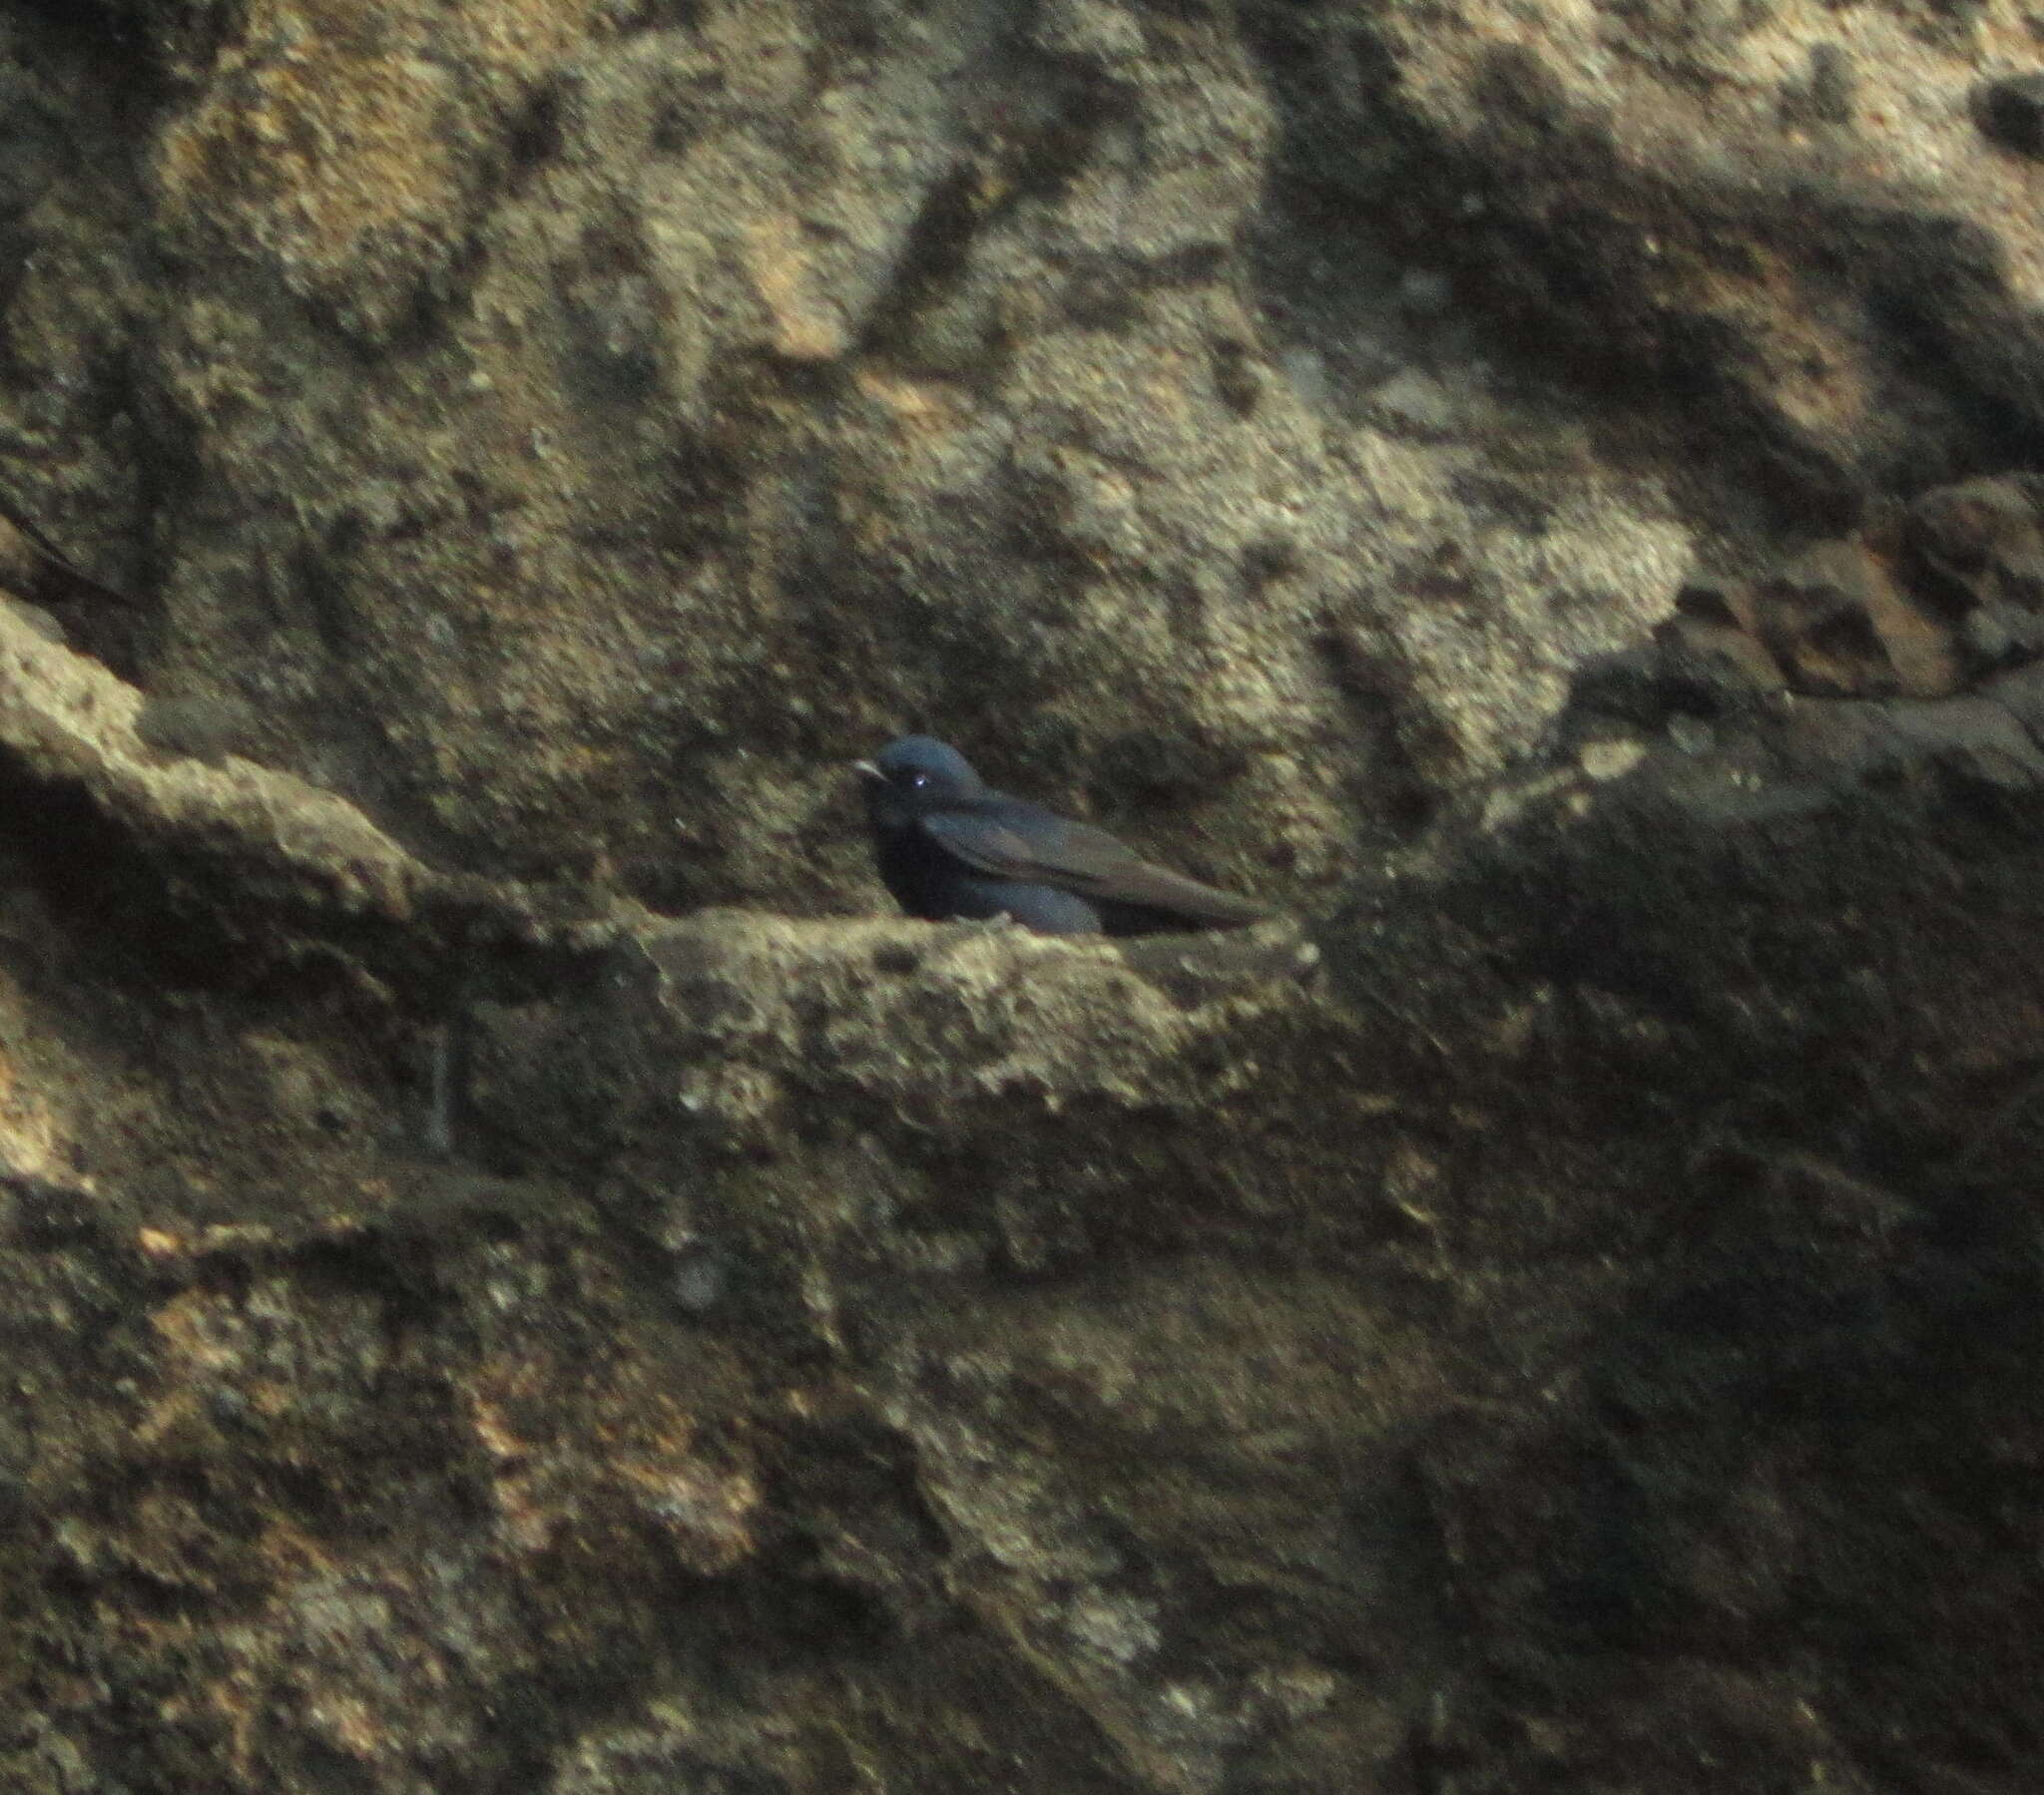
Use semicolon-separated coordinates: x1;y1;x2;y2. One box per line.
909;771;929;788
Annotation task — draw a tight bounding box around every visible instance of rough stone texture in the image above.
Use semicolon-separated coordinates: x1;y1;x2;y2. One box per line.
1;0;2043;1790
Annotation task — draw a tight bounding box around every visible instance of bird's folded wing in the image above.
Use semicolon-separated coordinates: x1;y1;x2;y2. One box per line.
921;807;1269;925
0;490;143;611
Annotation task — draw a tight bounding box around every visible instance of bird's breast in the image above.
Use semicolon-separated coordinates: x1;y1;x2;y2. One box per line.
872;822;954;921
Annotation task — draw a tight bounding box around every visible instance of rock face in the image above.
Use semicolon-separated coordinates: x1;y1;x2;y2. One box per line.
0;1;2042;1791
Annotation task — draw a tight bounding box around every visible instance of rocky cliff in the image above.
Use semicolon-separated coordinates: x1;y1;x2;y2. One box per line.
0;1;2040;1790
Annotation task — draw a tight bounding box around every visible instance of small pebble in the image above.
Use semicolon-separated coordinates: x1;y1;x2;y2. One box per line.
133;690;260;766
671;1242;730;1314
0;596;68;646
1806;43;1854;125
1368;368;1456;436
1975;73;2044;158
1396;268;1453;317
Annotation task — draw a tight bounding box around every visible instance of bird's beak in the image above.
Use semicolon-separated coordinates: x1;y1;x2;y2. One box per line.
851;759;881;780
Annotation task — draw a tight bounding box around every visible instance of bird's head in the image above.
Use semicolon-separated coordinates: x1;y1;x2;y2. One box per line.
854;735;984;825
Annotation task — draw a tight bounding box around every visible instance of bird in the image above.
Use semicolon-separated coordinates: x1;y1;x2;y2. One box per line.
854;734;1270;936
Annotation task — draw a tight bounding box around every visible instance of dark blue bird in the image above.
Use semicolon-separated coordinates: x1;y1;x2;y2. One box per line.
855;735;1269;936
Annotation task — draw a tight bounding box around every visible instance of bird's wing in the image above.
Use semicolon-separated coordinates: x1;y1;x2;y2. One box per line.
0;489;143;611
922;801;1269;926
